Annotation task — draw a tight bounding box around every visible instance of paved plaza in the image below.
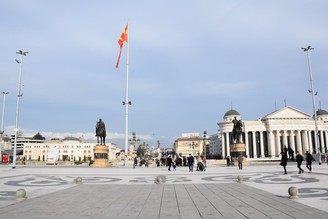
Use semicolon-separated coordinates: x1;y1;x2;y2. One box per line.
0;162;327;218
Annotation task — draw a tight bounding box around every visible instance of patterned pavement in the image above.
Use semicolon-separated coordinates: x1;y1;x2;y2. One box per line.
0;162;327;213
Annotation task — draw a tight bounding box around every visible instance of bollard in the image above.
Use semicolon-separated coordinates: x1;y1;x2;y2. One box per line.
288;186;298;199
16;189;27;201
75;177;83;184
237;175;244;183
154;176;163;184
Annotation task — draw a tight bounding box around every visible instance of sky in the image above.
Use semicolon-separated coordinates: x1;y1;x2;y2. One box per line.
1;0;328;149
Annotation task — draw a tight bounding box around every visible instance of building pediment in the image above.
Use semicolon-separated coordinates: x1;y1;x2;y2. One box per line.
261;106;311;120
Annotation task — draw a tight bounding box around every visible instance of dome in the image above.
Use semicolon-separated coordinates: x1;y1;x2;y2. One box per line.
224;109;240;117
316;109;328;116
62;136;81;143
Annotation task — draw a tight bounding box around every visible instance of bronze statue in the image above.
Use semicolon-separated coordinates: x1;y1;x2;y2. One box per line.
232;116;243;143
96;119;106;145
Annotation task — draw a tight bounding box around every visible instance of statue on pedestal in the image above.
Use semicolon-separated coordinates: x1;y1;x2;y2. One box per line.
232;116;243;144
96;119;106;145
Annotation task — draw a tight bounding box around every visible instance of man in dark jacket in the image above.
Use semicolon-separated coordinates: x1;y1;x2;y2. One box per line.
187;154;194;172
296;152;304;174
305;151;314;172
167;156;173;171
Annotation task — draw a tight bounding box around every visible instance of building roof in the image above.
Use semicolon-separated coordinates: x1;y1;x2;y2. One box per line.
62;136;81;143
317;109;328;116
261;106;311;120
224;109;240;117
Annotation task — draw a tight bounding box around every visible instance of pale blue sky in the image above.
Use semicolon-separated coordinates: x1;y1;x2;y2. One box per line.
1;0;328;148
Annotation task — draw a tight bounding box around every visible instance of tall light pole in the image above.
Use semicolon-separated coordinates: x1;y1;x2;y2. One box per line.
0;92;9;162
302;46;321;164
1;92;9;134
13;50;28;169
203;130;207;167
203;131;207;156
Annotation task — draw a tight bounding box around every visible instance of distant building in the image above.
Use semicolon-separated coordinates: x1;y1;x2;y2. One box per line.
218;106;328;159
10;134;45;155
173;133;205;157
208;133;221;159
23;136;118;162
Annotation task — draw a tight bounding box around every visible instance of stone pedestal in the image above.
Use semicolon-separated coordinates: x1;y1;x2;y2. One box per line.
230;143;249;166
91;145;110;168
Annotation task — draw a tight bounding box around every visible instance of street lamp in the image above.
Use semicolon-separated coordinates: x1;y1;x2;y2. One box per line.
1;92;9;134
13;50;28;169
0;92;9;162
302;46;321;164
203;131;207;157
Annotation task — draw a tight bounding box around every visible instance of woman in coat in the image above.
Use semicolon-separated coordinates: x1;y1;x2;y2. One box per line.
280;152;288;174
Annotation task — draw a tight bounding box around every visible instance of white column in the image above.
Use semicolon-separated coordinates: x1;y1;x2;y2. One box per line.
283;130;288;147
275;131;281;156
308;131;313;153
290;130;295;152
320;130;325;153
318;131;325;153
268;131;275;157
260;131;265;158
245;131;250;158
252;132;257;158
303;131;308;152
226;132;230;156
221;132;225;158
296;130;302;154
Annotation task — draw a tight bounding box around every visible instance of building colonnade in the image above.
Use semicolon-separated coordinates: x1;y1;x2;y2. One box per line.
218;106;328;159
221;129;328;158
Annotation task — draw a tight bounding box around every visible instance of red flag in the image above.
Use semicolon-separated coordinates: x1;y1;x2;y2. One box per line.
116;24;128;69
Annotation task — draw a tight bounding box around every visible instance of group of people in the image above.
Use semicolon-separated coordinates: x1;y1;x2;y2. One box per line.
226;154;244;170
186;154;206;172
280;150;315;174
166;155;178;171
159;154;207;172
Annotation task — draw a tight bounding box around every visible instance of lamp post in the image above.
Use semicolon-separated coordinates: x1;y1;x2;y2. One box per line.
302;46;321;164
13;50;28;169
202;131;208;167
1;92;9;134
203;131;207;157
0;92;9;162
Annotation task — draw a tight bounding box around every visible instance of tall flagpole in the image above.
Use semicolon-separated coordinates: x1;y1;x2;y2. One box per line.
124;24;130;167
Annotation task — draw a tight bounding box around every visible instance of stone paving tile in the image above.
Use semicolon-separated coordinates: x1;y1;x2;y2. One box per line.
0;184;327;219
0;163;327;218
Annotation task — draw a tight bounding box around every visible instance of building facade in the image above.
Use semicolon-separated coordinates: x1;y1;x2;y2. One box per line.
208;133;221;159
218;106;328;159
173;133;205;157
23;137;118;162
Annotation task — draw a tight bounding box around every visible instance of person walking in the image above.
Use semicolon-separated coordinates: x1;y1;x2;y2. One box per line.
226;156;230;167
167;156;173;171
230;156;234;166
202;156;207;171
172;155;177;171
133;157;138;168
280;152;288;174
296;152;304;174
187;154;194;172
237;154;243;170
305;151;314;172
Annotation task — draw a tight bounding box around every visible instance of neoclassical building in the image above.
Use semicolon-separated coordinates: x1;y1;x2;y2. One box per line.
218;106;328;159
174;133;206;157
23;137;119;162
